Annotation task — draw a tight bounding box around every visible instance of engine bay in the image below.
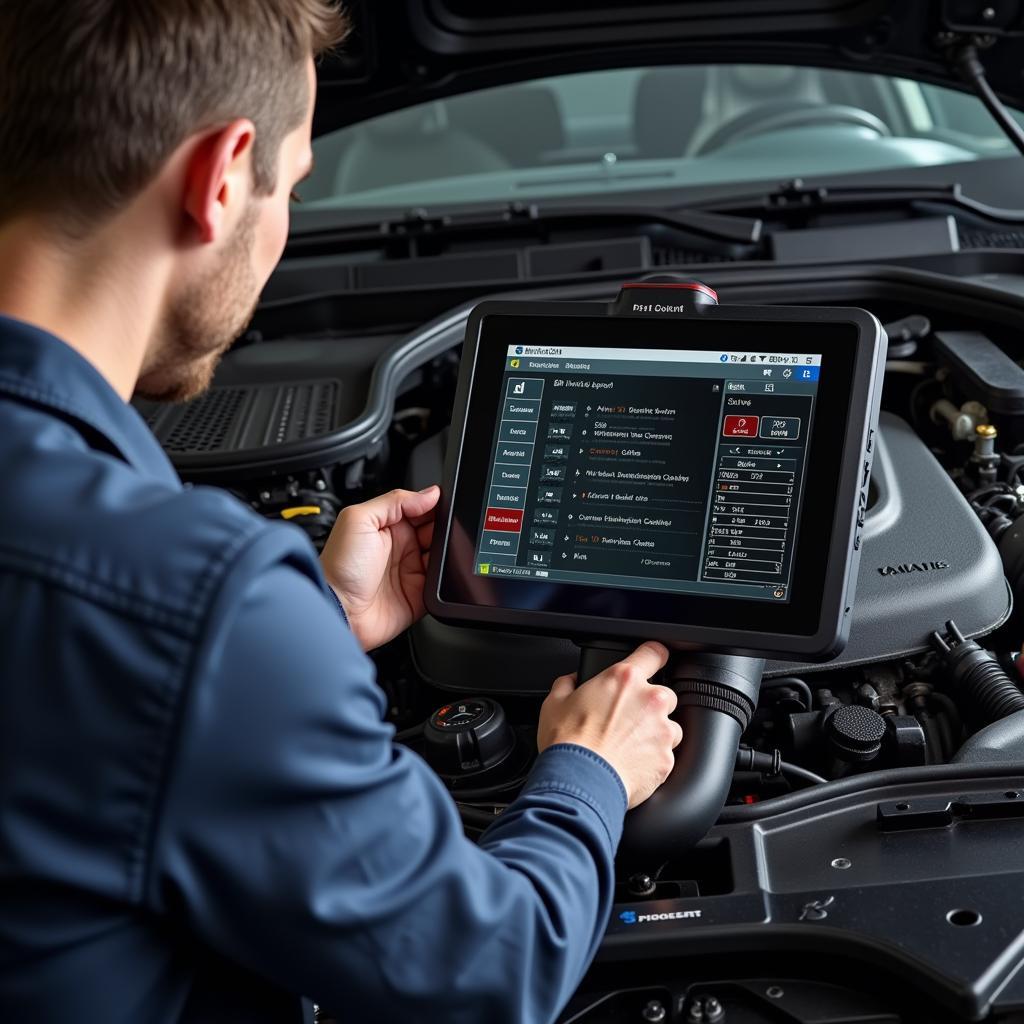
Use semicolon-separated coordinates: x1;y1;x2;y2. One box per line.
137;258;1024;1022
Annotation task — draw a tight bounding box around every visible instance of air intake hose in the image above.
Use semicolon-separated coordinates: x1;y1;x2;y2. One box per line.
931;620;1024;724
619;653;763;866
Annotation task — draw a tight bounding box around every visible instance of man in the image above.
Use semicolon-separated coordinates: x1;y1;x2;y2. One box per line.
0;3;682;1022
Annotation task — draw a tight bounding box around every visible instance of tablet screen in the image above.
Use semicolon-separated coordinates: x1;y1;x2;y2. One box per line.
431;303;881;656
476;342;820;604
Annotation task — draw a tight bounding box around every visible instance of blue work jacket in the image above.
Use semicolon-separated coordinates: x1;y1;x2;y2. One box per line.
0;316;627;1023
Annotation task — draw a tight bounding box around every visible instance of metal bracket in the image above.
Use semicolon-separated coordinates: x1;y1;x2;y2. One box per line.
877;788;1024;830
940;0;1024;38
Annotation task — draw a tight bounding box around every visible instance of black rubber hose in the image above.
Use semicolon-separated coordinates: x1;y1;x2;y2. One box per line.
916;712;944;764
780;760;826;787
931;621;1024;723
954;46;1024;159
736;745;825;787
963;659;1024;721
576;647;761;867
620;706;741;865
762;675;813;711
928;691;963;750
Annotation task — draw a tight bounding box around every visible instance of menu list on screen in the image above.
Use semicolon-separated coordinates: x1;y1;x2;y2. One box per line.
474;343;821;603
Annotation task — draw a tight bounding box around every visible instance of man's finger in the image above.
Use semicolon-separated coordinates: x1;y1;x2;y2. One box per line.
651;684;678;716
416;520;435;551
669;721;684;749
547;673;577;701
616;641;670;681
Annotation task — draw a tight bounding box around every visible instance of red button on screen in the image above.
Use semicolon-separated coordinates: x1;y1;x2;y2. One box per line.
723;415;759;438
484;507;524;532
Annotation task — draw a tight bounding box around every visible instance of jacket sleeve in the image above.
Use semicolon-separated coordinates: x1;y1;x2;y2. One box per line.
146;555;627;1024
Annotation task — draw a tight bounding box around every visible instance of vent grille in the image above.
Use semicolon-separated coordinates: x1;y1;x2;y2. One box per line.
652;246;737;266
959;229;1024;250
270;382;336;445
163;388;247;454
146;380;339;456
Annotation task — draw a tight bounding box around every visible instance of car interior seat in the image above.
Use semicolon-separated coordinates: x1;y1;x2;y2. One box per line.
632;67;710;158
334;102;510;195
446;86;565;166
687;65;828;155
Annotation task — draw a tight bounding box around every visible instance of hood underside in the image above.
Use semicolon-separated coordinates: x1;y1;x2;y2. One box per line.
313;0;1024;136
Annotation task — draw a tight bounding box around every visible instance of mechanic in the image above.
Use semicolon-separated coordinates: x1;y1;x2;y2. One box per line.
0;4;683;1022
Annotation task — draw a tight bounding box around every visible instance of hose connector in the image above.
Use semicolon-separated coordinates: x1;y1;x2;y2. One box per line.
931;619;1024;723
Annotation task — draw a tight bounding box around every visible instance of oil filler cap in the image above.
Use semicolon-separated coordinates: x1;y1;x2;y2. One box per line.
826;704;886;762
424;698;515;777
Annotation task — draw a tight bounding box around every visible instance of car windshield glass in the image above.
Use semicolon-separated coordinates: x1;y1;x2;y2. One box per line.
299;65;1022;211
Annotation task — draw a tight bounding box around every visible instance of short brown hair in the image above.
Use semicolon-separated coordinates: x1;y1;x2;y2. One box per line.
0;1;348;231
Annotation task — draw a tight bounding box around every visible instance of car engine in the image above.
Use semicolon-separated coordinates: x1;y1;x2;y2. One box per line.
137;262;1024;1022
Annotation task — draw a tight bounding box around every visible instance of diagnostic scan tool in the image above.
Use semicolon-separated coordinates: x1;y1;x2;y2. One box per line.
426;279;886;861
428;281;884;658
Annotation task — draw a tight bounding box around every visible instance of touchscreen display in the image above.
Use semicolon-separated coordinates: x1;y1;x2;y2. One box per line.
473;342;821;604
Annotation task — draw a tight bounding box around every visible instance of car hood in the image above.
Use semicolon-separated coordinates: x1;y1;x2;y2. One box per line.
314;0;1024;136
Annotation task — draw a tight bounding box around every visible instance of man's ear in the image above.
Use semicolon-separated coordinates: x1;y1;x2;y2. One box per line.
182;120;256;245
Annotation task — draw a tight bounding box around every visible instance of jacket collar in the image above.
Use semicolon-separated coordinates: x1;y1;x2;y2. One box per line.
0;315;180;488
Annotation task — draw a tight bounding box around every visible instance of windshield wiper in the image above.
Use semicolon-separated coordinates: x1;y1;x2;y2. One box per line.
690;179;1024;223
290;200;763;246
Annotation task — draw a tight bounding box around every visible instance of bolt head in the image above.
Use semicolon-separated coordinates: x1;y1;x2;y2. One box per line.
642;999;667;1022
628;872;657;896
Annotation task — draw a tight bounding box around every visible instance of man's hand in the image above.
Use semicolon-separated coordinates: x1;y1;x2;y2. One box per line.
321;486;440;652
537;642;681;809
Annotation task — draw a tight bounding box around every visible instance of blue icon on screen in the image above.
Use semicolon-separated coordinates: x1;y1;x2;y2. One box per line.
619;910;637;925
719;354;728;363
799;367;820;381
515;346;524;355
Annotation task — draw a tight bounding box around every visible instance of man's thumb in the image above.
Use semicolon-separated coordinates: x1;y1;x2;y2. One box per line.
363;486;439;528
403;485;440;517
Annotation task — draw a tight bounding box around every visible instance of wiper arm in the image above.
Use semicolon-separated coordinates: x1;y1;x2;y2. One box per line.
292;200;763;246
689;178;1024;223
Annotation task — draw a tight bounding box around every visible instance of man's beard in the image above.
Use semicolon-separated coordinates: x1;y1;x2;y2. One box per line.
136;206;261;403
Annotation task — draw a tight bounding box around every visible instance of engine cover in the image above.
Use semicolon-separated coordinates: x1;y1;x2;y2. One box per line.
409;413;1011;691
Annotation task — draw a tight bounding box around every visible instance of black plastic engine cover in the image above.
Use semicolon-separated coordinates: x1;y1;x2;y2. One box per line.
584;766;1024;1022
409;413;1011;691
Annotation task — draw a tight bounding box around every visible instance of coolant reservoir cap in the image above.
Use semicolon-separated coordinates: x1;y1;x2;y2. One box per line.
826;704;886;762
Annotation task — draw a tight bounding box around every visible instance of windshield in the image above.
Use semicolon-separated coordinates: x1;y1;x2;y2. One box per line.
299;65;1021;211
